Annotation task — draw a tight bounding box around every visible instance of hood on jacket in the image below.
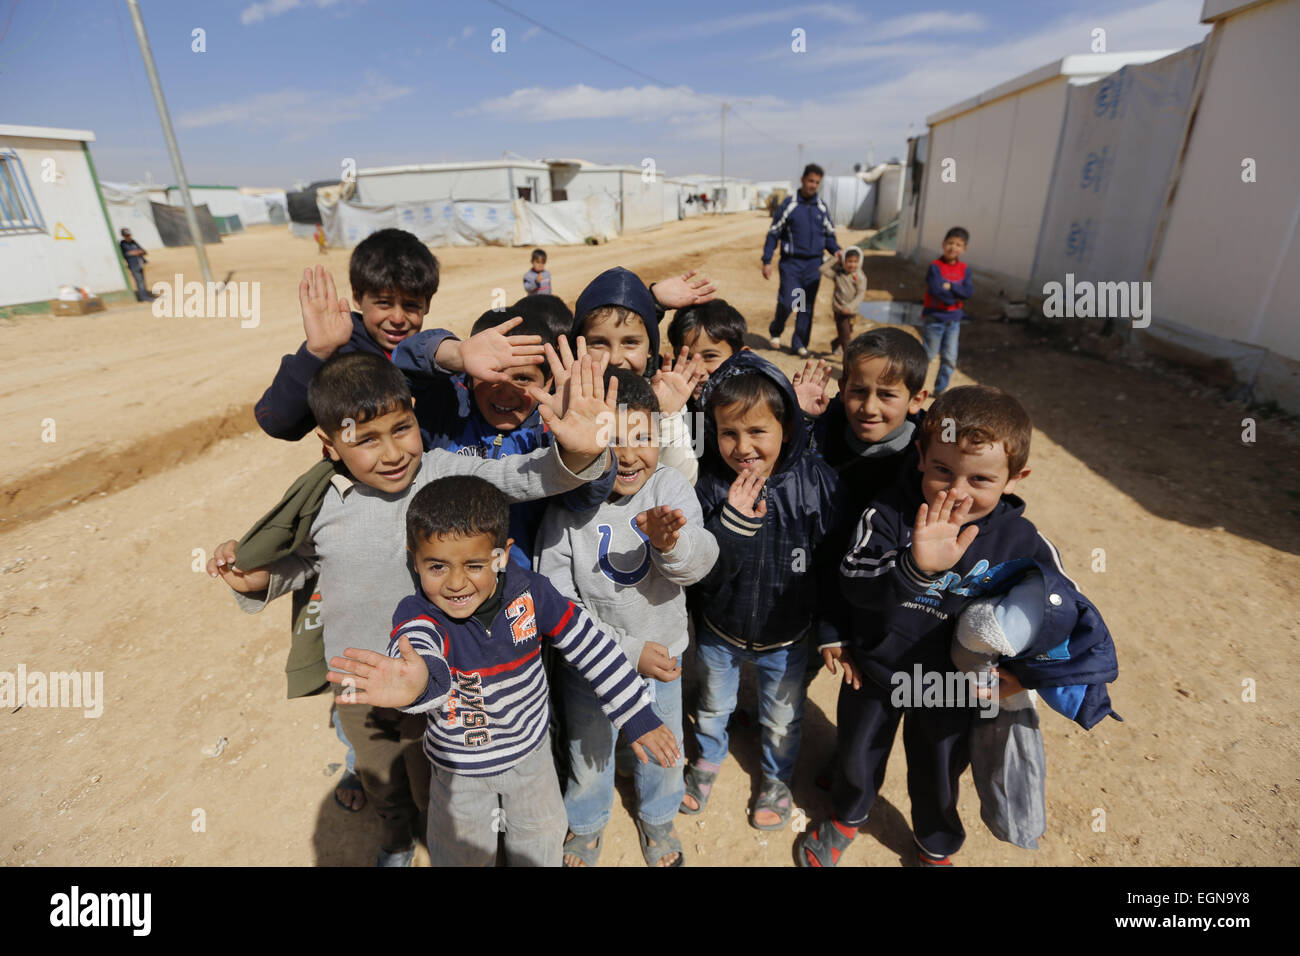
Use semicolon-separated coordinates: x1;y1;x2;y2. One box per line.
696;349;810;480
572;267;660;375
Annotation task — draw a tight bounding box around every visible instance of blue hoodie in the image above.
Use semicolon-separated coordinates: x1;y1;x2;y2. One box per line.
691;350;849;650
572;266;662;375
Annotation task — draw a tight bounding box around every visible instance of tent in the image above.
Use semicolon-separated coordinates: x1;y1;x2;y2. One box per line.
101;181;163;248
150;201;221;246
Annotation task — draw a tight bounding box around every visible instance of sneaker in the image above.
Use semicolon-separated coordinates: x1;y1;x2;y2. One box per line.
797;347;809;358
768;337;781;350
376;844;415;867
917;849;953;867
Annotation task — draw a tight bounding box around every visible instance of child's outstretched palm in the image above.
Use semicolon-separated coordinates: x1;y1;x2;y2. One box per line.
727;469;767;519
651;347;707;415
651;269;717;309
636;505;686;553
528;354;618;460
327;637;426;709
792;358;832;417
300;266;353;360
910;490;979;575
459;316;546;383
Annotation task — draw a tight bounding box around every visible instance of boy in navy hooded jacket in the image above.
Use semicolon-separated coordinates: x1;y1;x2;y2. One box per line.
680;350;848;830
799;385;1120;867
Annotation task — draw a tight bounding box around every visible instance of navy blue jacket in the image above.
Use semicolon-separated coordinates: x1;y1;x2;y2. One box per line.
840;471;1120;729
691;350;848;650
762;191;841;263
255;311;394;441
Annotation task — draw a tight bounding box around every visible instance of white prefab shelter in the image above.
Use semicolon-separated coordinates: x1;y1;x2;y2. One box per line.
357;160;553;204
0;124;127;308
909;51;1177;290
674;175;756;215
1144;0;1300;410
546;161;666;233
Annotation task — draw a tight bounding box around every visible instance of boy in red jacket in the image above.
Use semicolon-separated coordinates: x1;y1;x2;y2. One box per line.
921;227;973;396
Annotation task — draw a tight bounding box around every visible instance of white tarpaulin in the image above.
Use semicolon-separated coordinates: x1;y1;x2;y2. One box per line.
821;175;876;228
238;192;288;227
319;196;612;248
100;181;163;248
1031;44;1204;289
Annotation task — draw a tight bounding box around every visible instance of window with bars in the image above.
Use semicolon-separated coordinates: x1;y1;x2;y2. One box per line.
0;151;46;234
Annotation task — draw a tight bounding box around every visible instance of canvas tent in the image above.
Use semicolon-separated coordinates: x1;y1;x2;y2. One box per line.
150;201;221;246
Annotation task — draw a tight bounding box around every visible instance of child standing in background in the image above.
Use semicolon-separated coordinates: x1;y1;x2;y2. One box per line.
821;247;867;355
921;227;973;396
524;248;552;295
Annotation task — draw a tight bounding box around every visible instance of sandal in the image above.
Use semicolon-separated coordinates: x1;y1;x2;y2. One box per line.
333;771;366;813
562;829;604;867
797;818;856;867
636;818;685;867
679;763;719;815
751;777;793;831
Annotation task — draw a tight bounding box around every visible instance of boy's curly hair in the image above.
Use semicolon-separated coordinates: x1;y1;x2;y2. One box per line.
918;385;1031;474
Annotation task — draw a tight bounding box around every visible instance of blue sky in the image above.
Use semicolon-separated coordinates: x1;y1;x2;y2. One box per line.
2;0;1210;188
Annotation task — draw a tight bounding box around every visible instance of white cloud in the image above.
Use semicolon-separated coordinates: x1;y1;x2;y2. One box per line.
466;84;783;122
521;25;541;41
178;72;413;141
240;0;343;26
873;11;989;40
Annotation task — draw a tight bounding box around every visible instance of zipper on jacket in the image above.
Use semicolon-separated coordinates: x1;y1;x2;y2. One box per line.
745;486;769;650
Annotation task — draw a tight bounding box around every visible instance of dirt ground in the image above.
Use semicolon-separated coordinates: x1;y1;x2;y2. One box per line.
1;215;1297;867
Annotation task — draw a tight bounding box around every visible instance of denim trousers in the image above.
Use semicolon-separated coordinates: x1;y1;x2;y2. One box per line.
692;626;808;783
561;660;684;832
922;317;961;394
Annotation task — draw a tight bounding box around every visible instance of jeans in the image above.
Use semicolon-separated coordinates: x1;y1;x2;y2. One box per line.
333;703;357;774
693;626;809;783
922;317;961;394
561;660;684;832
426;740;567;867
129;265;150;301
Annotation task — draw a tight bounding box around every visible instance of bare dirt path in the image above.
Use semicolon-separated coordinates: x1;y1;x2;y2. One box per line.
2;215;1296;866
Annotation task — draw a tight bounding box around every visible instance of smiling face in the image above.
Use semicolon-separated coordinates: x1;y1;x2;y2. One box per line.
471;364;549;431
714;400;789;479
411;531;513;619
918;438;1029;522
582;311;650;373
609;408;659;498
316;404;424;493
840;355;925;445
356;288;430;353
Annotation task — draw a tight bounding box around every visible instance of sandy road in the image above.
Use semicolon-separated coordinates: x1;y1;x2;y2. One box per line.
1;214;1296;866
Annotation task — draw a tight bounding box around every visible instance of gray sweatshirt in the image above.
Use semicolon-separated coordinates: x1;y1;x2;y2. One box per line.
234;444;607;666
535;463;719;664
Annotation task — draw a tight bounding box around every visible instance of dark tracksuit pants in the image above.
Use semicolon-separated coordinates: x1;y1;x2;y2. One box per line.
333;696;431;853
768;255;822;351
830;672;973;858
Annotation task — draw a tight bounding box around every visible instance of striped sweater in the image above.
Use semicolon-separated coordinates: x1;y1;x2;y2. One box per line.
391;562;662;776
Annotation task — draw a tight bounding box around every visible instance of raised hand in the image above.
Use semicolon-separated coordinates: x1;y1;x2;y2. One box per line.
636;506;686;553
300;265;354;360
636;641;682;681
652;269;717;309
206;539;270;593
326;637;427;708
910;490;979;575
650;346;707;415
535;337;607;421
792;358;833;417
528;353;618;464
727;469;767;519
457;315;546;382
630;724;681;768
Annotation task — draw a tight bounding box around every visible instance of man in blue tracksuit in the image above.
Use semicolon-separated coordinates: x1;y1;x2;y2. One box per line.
761;163;841;357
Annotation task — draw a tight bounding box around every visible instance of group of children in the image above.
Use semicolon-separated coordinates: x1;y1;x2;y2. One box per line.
207;225;1119;867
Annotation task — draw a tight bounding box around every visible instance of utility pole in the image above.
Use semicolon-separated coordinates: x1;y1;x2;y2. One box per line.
798;142;804;174
126;0;212;284
720;103;727;215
